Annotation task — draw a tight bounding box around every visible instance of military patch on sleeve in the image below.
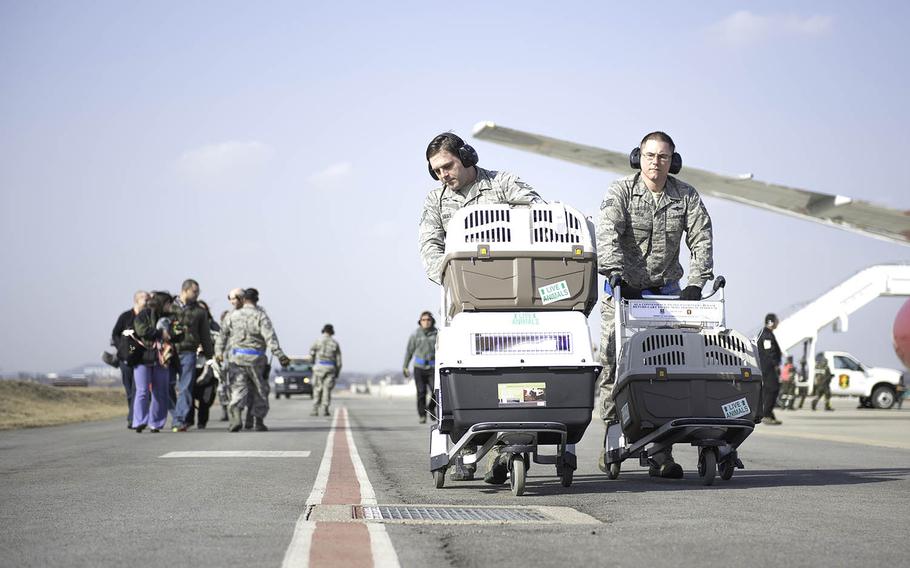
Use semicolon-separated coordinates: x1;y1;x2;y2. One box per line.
601;198;615;209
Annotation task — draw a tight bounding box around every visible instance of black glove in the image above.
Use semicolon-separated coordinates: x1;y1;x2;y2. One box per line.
608;274;642;299
679;285;703;301
619;282;643;300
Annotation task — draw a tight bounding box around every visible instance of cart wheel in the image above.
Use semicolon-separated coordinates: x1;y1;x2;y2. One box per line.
433;469;446;489
560;466;574;488
700;449;717;486
607;462;621;480
510;454;526;496
720;460;735;481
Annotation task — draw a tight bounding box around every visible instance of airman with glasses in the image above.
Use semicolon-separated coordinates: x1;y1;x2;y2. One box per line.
595;131;715;479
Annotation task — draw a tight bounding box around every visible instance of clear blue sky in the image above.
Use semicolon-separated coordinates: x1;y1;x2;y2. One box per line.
1;1;908;373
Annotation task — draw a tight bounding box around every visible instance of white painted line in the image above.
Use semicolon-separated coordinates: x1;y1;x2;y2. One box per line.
344;408;376;505
281;410;339;568
368;522;401;567
755;428;910;451
342;407;400;567
160;451;311;458
306;410;340;507
282;521;315;568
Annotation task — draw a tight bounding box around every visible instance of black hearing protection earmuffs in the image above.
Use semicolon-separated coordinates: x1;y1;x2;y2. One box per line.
629;147;682;175
428;133;479;180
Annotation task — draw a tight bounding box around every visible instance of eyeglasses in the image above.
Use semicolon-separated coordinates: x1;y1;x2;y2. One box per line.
420;317;432;321
642;152;671;163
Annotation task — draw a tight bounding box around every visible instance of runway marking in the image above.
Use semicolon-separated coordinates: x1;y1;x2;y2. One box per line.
281;407;400;568
160;451;311;458
343;409;399;567
282;410;338;568
755;428;910;451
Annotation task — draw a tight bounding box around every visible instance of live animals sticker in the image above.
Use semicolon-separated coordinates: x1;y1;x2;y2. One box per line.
539;280;571;305
721;397;751;419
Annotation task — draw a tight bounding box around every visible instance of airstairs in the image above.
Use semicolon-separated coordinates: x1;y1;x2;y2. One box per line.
774;264;910;386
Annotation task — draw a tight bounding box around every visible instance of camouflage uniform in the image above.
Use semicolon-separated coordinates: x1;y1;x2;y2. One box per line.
811;357;834;411
418;167;543;283
215;312;232;420
310;334;342;415
215;305;288;428
596;173;714;422
418;166;542;482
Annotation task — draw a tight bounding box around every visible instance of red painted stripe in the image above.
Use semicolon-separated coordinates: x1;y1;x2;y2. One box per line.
310;522;372;568
323;410;361;505
310;409;373;568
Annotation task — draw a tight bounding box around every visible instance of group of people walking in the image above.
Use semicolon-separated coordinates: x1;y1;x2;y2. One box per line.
108;280;344;433
111;282;217;433
782;353;837;413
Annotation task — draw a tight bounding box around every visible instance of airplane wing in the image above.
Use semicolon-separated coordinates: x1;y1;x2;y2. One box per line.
472;121;910;246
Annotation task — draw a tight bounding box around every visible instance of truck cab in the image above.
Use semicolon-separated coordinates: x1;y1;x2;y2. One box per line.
823;351;901;409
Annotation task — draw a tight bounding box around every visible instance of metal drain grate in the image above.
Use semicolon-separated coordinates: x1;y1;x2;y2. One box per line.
353;505;552;522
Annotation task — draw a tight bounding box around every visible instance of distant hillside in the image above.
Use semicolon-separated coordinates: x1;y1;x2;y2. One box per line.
0;381;124;430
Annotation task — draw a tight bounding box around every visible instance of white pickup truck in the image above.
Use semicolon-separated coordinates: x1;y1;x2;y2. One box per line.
818;351;903;409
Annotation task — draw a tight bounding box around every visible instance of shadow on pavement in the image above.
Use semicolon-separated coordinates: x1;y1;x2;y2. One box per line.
515;467;910;496
770;414;910;422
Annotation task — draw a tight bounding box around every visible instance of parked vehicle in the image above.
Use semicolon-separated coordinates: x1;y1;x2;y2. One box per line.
273;358;313;399
822;351;901;409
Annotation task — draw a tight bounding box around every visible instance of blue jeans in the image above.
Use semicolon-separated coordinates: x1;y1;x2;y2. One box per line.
172;352;197;427
655;281;682;296
119;363;136;426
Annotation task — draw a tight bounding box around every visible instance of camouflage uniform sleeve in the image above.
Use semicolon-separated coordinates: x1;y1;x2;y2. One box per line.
683;189;714;288
418;190;446;284
498;171;544;204
403;331;416;370
215;316;229;356
596;181;628;277
260;312;287;361
335;342;342;374
309;340;319;361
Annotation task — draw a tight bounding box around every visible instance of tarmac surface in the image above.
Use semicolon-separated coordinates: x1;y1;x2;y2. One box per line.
1;394;908;567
